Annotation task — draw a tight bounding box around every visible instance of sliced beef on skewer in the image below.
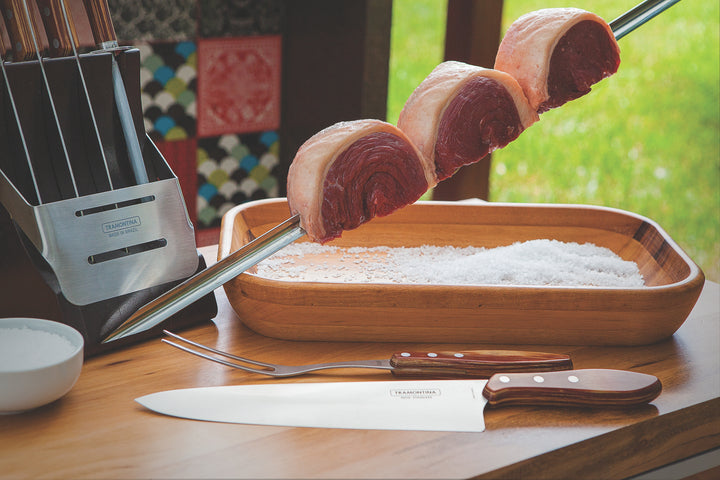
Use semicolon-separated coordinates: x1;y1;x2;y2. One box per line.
397;61;539;182
287;119;435;244
495;8;621;114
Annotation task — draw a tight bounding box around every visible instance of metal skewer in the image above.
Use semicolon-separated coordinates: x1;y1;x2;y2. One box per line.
610;0;682;39
102;215;305;342
102;0;685;344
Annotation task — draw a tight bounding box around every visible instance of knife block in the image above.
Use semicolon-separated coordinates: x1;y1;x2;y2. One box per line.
0;49;217;356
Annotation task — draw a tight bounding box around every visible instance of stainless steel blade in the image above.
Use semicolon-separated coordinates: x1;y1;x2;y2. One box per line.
103;215;304;343
136;380;488;432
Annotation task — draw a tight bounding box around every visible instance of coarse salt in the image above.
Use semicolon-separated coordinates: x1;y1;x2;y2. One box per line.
0;327;77;370
255;239;645;287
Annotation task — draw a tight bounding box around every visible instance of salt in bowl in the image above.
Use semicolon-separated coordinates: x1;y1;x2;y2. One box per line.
0;318;84;414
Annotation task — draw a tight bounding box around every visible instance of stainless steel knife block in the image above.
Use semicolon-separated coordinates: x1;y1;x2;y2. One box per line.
0;48;216;356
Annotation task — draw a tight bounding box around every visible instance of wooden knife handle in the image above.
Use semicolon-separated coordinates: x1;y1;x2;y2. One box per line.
483;369;662;407
81;0;116;47
0;22;6;57
1;0;39;60
390;350;573;378
36;0;78;57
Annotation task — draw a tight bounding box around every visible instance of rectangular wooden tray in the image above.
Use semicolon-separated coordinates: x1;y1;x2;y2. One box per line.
218;198;704;345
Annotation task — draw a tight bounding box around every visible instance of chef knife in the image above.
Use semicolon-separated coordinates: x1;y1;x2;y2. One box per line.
136;369;662;432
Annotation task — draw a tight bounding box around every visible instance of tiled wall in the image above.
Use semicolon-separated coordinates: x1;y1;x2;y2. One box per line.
112;0;284;245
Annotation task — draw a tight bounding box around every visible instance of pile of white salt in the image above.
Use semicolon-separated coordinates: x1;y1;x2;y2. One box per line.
0;327;77;370
255;239;645;287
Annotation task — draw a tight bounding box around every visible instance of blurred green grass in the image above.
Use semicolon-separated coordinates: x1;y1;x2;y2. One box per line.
388;0;720;281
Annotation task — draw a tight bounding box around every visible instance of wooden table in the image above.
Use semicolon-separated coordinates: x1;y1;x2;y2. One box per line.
1;246;718;479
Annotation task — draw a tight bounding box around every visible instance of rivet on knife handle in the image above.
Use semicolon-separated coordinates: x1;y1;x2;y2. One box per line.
1;0;39;60
390;350;573;378
483;369;662;407
36;0;78;57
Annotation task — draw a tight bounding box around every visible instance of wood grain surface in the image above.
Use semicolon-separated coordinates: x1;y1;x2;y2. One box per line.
80;0;115;45
482;369;663;407
1;0;42;60
0;244;717;479
218;199;704;345
36;0;79;57
389;349;573;378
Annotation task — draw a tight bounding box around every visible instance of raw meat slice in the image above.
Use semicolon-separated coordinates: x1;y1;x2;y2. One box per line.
287;119;434;243
397;61;538;181
495;8;620;113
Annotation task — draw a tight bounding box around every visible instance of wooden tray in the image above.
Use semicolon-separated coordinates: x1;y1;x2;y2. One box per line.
218;198;704;345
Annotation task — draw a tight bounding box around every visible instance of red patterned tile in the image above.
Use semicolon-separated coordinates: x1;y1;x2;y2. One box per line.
154;139;198;227
197;36;282;137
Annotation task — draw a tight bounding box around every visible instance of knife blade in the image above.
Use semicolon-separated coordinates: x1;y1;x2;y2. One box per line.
136;369;662;432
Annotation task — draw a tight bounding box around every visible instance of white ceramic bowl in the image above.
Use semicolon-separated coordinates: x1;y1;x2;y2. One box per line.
0;318;84;414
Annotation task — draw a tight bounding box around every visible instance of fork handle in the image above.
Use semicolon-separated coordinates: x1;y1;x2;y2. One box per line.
389;350;573;378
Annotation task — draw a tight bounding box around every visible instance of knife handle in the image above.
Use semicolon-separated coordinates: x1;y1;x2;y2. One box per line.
0;21;7;57
36;0;78;57
1;0;39;60
81;0;116;48
483;369;662;407
389;350;573;378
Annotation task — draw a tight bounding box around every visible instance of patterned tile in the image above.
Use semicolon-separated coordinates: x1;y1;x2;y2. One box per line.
139;41;197;142
111;0;198;42
198;0;283;37
196;131;280;228
196;36;281;137
111;3;285;238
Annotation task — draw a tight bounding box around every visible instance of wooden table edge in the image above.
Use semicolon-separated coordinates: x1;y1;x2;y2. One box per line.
476;398;720;479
